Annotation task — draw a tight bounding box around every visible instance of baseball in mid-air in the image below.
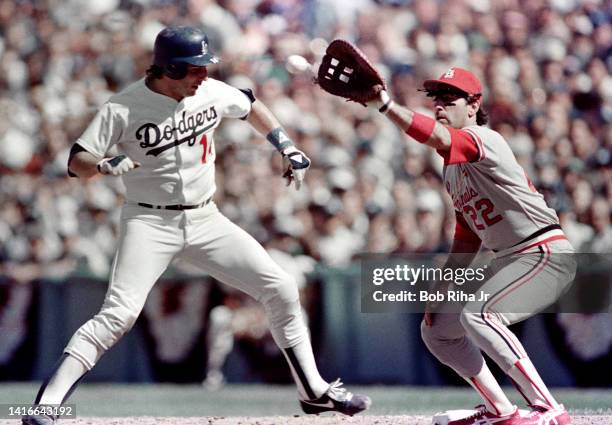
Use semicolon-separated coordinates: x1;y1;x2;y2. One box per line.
286;55;312;75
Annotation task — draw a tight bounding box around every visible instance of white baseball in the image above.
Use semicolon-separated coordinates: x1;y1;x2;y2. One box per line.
286;55;312;75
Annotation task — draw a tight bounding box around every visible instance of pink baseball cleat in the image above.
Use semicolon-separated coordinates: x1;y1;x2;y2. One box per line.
523;404;571;425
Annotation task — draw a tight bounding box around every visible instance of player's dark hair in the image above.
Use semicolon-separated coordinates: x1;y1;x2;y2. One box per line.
145;64;164;80
467;94;489;126
476;108;489;125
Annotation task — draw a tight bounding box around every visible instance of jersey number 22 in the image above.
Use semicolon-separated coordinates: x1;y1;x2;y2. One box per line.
463;198;502;230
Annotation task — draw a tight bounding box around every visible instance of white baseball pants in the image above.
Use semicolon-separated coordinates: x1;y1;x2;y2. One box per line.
64;202;308;369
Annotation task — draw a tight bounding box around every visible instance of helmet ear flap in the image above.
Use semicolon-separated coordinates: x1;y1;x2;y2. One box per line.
165;62;187;80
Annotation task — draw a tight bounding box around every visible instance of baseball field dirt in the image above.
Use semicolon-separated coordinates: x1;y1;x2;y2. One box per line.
1;384;610;424
2;414;611;424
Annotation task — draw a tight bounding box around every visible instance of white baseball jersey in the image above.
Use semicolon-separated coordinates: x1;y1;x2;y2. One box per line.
442;125;560;252
76;78;252;205
64;76;315;387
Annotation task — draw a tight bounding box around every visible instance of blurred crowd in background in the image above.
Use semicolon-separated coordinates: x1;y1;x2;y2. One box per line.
0;0;610;283
0;0;610;386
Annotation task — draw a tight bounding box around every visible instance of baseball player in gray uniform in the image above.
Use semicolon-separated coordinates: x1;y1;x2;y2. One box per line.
371;68;576;425
311;56;574;423
23;26;370;425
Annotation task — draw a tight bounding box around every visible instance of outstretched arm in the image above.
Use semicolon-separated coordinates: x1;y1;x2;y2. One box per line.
246;99;311;190
313;40;453;154
373;92;451;152
246;100;284;141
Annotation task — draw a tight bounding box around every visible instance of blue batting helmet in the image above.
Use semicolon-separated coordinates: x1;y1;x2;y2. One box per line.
153;26;219;80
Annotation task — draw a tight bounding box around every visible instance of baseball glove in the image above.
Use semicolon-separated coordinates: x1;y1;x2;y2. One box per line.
317;39;386;105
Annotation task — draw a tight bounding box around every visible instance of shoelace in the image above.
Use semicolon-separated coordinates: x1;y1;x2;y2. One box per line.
326;378;353;402
527;405;560;419
462;405;490;421
526;408;544;418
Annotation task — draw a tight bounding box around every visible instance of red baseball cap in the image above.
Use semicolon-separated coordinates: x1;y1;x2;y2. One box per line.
423;67;482;96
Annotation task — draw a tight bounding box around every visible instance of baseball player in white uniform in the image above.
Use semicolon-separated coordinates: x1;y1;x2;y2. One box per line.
368;68;575;425
23;26;370;425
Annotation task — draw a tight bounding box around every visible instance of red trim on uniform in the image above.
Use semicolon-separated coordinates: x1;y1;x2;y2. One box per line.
488;246;550;309
464;128;485;161
470;377;501;415
483;246;552;359
406;112;436;144
454;211;481;243
510;377;532;406
485;312;527;359
465;130;484;161
515;235;567;254
514;359;555;408
439;128;481;165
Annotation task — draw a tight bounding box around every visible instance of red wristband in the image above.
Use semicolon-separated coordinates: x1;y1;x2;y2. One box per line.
406;112;436;144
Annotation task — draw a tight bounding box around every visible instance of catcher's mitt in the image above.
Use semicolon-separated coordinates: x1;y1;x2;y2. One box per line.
317;39;386;105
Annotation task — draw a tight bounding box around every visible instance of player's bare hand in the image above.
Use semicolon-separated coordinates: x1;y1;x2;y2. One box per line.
97;155;141;176
281;146;310;190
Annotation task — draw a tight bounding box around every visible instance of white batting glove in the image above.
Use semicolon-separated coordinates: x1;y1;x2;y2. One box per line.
281;146;310;190
97;155;139;176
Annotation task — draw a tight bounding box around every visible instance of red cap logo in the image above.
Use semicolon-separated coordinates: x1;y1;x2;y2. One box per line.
423;67;482;96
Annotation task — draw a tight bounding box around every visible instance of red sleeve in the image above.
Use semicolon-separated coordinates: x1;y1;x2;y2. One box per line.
454;211;481;243
437;128;483;165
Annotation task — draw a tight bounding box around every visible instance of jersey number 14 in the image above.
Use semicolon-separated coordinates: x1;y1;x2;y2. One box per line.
200;134;214;163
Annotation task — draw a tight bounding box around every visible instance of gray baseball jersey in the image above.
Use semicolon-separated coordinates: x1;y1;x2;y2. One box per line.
442;125;563;253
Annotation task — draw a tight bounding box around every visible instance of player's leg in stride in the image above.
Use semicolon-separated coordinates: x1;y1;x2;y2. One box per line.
179;210;371;416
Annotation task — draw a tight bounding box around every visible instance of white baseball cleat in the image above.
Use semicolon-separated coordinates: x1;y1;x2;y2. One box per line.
432;409;483;425
432;407;533;424
431;405;523;425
